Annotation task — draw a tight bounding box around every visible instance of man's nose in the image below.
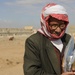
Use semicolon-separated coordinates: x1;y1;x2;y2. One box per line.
55;27;61;32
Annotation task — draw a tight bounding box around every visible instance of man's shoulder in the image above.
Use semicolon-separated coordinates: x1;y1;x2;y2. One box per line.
61;33;71;43
64;33;71;38
26;32;44;42
29;32;42;38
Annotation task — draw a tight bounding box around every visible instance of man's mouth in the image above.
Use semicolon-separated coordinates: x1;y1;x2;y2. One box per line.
53;32;61;36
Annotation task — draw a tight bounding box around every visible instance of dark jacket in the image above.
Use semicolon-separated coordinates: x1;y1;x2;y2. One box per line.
23;32;71;75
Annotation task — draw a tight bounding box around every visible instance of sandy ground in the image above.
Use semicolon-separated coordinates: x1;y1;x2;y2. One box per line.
0;35;30;75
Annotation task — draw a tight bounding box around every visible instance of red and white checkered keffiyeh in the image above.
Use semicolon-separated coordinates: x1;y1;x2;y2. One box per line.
38;3;69;40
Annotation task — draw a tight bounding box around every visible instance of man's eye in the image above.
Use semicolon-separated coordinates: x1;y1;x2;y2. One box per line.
60;25;64;27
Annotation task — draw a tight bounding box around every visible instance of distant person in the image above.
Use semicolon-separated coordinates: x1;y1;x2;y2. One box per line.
23;3;75;75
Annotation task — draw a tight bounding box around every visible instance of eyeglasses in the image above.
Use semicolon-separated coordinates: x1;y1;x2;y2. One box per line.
49;23;66;30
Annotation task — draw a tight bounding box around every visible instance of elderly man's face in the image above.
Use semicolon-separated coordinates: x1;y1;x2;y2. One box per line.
48;17;66;36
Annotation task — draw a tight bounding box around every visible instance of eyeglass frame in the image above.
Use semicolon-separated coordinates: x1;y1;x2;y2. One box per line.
49;23;66;30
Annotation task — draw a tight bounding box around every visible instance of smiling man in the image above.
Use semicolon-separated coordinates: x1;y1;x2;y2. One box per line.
23;3;75;75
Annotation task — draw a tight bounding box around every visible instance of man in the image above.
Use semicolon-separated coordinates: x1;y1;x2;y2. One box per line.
23;3;75;75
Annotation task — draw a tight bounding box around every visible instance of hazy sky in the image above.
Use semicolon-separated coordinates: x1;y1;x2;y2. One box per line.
0;0;75;28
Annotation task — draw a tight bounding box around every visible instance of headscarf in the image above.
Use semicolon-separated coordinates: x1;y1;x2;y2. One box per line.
38;3;69;40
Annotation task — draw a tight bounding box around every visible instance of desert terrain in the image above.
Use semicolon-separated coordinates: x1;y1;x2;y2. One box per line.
0;35;29;75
